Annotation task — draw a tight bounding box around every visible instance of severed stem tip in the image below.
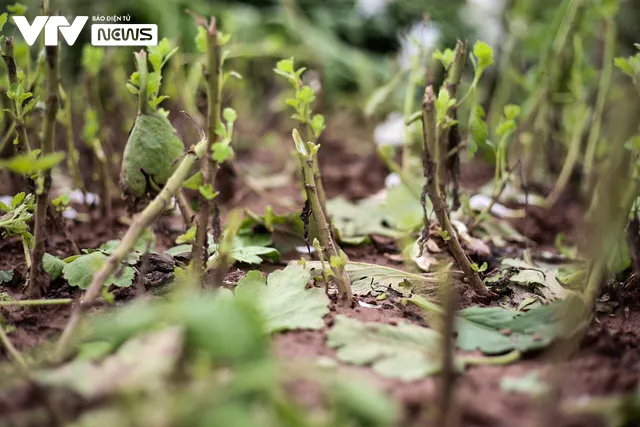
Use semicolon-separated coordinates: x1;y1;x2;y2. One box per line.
423;85;436;109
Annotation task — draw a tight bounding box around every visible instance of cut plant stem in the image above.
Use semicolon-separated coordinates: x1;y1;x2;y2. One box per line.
55;137;209;359
437;267;460;427
28;11;59;298
293;129;352;305
192;17;222;284
421;86;489;297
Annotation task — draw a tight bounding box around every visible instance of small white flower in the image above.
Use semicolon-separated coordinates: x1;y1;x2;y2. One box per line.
384;173;402;189
374;112;406;147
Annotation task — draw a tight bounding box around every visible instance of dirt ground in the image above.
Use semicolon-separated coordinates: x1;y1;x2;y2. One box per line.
0;132;637;427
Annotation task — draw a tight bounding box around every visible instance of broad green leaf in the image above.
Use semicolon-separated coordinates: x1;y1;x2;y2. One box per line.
43;253;66;280
456;297;588;354
305;261;436;298
235;264;329;332
231;246;279;264
327;315;443;381
0;269;14;285
382;182;426;231
485;258;571;304
63;252;135;289
327;196;398;241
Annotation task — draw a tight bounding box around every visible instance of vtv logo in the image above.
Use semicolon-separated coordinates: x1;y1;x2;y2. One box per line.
12;16;88;46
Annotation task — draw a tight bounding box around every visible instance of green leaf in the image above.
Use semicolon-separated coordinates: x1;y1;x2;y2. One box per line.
182;171;203;190
43;253;66;280
456;297;588;354
198;184;218;201
195;27;207;53
165;244;192;257
63;252;135;289
235;264;329;332
0;13;7;32
433;48;455;70
305;261;436;298
223;107;237;124
231;246;280;264
473;41;494;70
327;315;443;381
0;151;65;175
614;57;634;77
0;269;14;285
7;3;27;15
327;196;397;242
275;58;295;75
503;104;521;121
212;141;234;163
11;192;25;208
176;226;196;244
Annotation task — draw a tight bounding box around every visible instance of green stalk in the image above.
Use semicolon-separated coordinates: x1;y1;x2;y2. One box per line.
294;130;352;305
192;18;222;284
439;41;466;190
544;105;589;208
59;85;85;196
28;10;59;298
55;137;209;359
2;38;31;153
421;86;489;297
583;16;616;191
401;66;418;172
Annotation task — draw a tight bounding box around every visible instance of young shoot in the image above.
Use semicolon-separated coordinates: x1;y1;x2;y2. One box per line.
190;16;237;284
0;192;34;268
292;129;352;306
275;57;329;211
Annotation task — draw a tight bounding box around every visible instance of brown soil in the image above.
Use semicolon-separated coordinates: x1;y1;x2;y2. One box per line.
1;140;637;427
